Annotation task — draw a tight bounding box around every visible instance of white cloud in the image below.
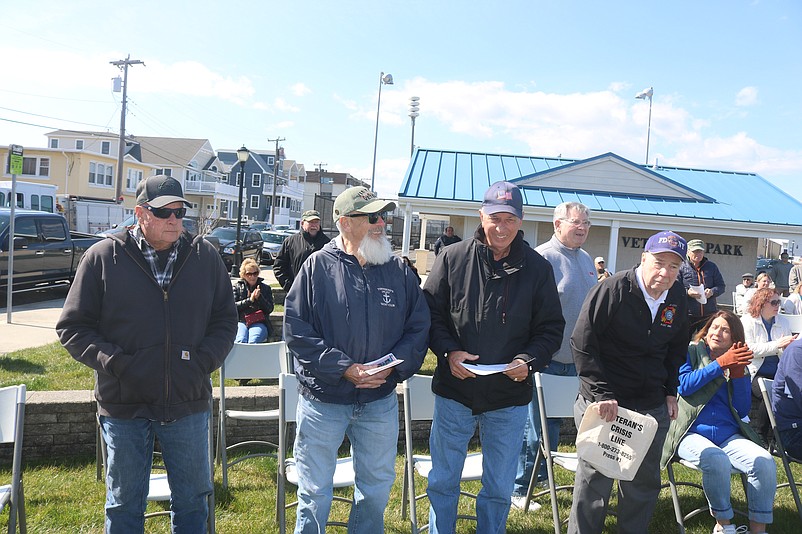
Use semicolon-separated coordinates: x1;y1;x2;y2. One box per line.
291;83;311;96
735;86;758;107
274;98;300;112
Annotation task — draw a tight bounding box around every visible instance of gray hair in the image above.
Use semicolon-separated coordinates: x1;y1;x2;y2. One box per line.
553;202;590;222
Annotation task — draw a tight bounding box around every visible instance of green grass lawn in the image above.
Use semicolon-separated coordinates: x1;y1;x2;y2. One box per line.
1;344;800;532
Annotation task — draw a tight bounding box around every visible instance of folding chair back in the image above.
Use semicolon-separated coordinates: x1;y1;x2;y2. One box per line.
526;373;579;533
781;313;802;335
217;341;288;489
401;374;482;533
276;373;354;534
758;377;802;522
0;384;27;534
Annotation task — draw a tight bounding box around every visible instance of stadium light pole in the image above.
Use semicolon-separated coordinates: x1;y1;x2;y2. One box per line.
408;96;420;157
370;72;393;192
635;86;654;165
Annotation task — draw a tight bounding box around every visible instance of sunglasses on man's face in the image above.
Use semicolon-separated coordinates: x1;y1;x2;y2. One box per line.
346;211;387;224
146;206;187;219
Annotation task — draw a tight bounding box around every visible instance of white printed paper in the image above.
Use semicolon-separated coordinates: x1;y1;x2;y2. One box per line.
690;284;707;305
364;353;404;375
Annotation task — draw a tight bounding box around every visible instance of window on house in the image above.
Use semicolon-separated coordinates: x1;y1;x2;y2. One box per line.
236;172;241;186
101;141;111;155
158;168;172;177
126;168;143;191
221;173;228;183
21;157;37;175
49;139;59;149
39;158;49;177
250;195;260;209
76;140;84;150
267;156;275;166
89;162;113;186
252;173;261;188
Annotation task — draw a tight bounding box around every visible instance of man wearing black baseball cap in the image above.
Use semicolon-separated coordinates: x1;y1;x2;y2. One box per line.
423;180;564;532
57;174;236;532
569;230;690;533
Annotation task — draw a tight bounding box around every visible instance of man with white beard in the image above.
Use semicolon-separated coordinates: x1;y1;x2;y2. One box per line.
283;186;430;534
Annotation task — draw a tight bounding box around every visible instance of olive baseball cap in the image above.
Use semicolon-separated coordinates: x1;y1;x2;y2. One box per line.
687;239;705;252
136;175;191;208
332;187;396;221
301;210;321;222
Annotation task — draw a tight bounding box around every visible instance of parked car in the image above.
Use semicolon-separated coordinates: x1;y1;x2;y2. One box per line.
1;209;103;291
207;226;263;270
260;231;287;265
756;257;779;275
272;224;293;232
249;222;272;232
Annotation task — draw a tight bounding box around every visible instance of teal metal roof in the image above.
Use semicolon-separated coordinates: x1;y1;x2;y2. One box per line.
399;149;802;227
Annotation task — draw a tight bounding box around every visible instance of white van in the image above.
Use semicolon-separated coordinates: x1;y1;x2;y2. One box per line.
0;181;58;213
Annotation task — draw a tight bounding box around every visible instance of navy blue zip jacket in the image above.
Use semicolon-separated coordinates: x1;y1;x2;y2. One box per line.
283;238;430;404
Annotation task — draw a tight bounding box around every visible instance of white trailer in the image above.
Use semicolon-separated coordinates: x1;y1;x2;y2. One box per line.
0;181;58;212
57;195;127;234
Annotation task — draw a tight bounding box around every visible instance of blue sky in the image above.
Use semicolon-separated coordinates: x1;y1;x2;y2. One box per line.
2;0;800;201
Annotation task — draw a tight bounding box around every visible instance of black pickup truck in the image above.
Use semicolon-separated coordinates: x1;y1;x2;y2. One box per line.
1;208;102;291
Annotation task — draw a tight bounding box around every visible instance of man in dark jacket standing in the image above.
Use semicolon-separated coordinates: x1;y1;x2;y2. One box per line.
423;181;564;534
273;209;330;291
284;187;430;533
680;238;726;332
568;231;690;534
57;175;237;533
433;226;461;255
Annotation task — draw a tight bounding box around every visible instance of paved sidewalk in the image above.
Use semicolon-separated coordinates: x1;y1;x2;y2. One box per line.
0;299;64;355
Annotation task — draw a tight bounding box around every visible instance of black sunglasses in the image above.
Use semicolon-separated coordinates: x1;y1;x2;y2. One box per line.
146;206;187;219
346;211;387;224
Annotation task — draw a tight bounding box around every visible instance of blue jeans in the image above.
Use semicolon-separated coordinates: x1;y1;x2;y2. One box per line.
99;410;212;534
677;432;776;524
513;361;576;497
293;392;398;534
427;395;527;534
235;321;268;343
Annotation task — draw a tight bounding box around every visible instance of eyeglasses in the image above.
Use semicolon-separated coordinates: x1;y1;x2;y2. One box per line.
243;271;259;276
769;299;782;306
346;211;387;224
560;218;592;228
145;206;186;219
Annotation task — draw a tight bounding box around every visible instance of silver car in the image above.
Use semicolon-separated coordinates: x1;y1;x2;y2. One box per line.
260;231;287;265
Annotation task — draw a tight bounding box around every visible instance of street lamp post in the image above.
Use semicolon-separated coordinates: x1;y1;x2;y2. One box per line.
408;96;420;157
635;86;654;165
234;145;249;276
370;71;393;192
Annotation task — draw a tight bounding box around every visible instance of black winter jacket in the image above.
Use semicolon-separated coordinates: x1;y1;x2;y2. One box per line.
571;267;690;411
233;278;274;332
423;227;564;414
57;230;237;421
273;230;330;291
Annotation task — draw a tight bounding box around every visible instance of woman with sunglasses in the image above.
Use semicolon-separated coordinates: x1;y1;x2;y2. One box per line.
233;258;274;345
742;287;797;441
662;310;776;534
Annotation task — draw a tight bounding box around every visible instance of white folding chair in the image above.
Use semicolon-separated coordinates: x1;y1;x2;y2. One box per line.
780;313;802;335
401;374;483;533
758;377;802;523
522;373;579;533
217;341;288;489
276;373;355;534
0;384;27;534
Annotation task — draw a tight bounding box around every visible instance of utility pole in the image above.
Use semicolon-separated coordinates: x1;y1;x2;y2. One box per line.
267;137;285;225
111;55;145;204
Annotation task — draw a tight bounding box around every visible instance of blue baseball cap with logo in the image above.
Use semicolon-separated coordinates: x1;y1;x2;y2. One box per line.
644;231;687;260
482;181;523;219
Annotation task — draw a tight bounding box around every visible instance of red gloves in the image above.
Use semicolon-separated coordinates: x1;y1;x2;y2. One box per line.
715;341;753;378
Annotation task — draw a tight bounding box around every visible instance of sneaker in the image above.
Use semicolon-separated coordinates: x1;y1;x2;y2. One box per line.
712;524;749;534
510;495;542;512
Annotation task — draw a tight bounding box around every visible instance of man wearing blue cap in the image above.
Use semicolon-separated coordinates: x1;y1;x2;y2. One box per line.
568;231;690;533
423;180;564;533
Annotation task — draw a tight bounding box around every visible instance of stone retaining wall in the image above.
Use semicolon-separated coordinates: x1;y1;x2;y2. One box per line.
0;385;581;465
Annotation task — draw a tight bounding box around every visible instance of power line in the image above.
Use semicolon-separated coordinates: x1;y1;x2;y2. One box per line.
0;106;112;128
0;87;111;103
